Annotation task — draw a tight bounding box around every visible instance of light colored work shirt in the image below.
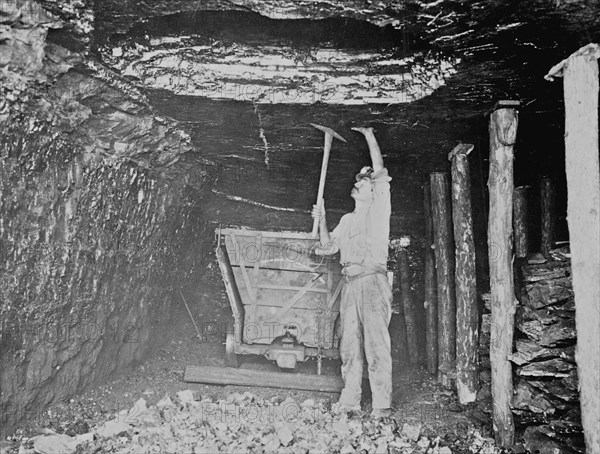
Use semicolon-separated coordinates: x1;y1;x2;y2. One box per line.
330;168;391;271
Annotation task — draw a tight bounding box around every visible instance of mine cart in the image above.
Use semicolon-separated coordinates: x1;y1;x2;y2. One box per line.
216;226;343;373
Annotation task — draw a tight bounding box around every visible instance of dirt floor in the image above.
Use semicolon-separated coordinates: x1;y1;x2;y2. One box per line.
2;286;504;454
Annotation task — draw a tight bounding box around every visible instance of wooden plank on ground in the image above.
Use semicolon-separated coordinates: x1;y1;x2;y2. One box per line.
184;365;343;393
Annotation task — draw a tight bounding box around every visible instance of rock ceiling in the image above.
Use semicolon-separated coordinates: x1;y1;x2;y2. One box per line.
33;0;598;114
4;0;599;227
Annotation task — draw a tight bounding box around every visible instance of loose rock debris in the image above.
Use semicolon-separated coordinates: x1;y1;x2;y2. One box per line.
9;391;503;454
3;307;504;454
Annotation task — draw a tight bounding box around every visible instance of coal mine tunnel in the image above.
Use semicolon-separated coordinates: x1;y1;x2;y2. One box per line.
1;0;600;453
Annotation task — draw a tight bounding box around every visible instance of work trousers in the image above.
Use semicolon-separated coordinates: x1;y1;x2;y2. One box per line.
337;272;393;410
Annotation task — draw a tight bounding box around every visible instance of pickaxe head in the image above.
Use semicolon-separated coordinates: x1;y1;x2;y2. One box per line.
310;123;347;143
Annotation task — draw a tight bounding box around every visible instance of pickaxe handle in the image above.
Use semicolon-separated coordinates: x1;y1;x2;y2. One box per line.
311;133;334;237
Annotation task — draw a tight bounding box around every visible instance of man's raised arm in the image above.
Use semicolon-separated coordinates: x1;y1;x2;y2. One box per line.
352;127;384;171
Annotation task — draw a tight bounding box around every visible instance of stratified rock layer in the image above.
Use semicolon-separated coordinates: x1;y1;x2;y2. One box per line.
114;38;457;105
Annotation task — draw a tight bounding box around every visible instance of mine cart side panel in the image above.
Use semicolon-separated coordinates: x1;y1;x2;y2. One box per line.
219;227;342;350
224;233;331;274
232;274;329;312
233;273;342;347
215;243;244;344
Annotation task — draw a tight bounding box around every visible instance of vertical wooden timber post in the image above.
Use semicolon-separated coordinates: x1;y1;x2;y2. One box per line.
448;143;479;404
487;100;519;447
545;43;600;454
424;182;438;375
540;176;555;257
430;172;456;387
513;186;530;303
513;186;529;259
397;244;419;365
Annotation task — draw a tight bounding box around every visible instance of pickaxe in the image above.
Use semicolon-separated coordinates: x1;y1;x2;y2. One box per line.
310;123;347;237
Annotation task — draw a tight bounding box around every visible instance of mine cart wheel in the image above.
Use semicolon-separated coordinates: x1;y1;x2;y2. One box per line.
225;321;239;368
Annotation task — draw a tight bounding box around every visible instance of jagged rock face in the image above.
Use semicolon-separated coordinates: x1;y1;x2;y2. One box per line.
0;114;194;431
0;0;209;435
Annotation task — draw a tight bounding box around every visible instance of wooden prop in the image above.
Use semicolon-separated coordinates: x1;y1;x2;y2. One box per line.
397;246;419;365
487;100;519;447
540;177;555;258
448;143;479;404
513;186;529;259
423;181;438;375
545;43;600;454
430;172;456;387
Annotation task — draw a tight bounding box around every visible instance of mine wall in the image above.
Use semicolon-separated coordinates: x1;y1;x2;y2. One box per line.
0;3;208;434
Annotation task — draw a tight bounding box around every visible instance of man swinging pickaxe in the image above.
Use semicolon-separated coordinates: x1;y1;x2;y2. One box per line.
310;124;394;420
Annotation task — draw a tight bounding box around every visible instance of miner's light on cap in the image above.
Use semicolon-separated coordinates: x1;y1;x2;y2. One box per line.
355;166;374;182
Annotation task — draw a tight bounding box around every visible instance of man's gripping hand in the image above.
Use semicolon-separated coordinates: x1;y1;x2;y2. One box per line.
311;203;325;221
351;126;374;136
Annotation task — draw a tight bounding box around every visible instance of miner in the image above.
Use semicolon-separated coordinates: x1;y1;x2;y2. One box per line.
312;126;393;419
